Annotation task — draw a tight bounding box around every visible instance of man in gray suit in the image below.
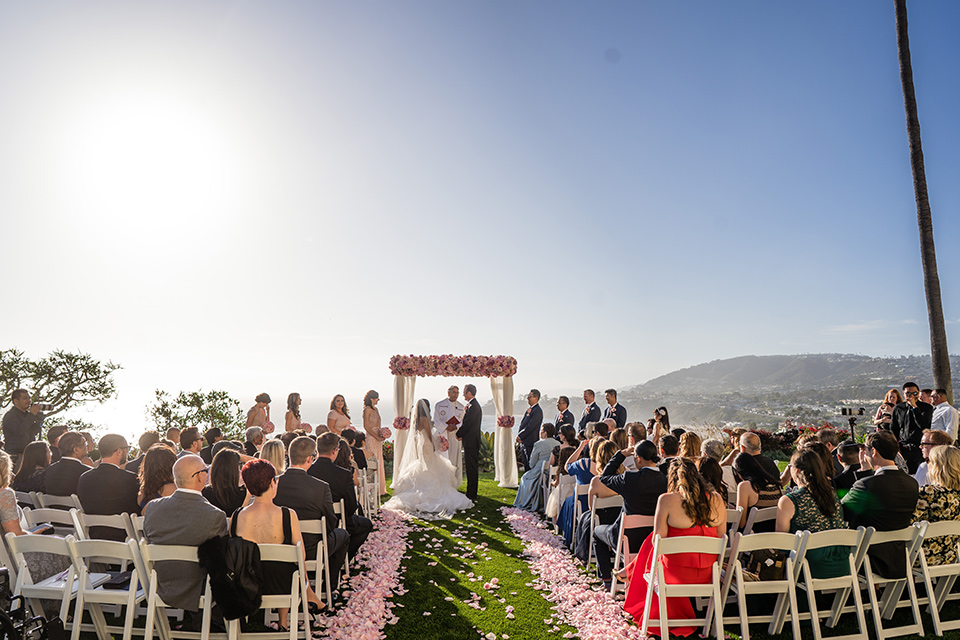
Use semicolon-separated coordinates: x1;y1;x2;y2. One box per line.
143;454;228;612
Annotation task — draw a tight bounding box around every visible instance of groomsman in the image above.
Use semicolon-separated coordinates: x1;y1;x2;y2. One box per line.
580;389;602;436
554;396;575;433
516;389;543;468
603;389;627;430
434;385;466;486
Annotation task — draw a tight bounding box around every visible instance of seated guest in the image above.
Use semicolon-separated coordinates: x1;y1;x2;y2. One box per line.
545;428;576;520
274;436;349;586
137;445;177;509
333;439;360;488
656;434;680;476
912;444;960;566
776;448;848;578
609;428;634;471
143;455;228;619
842;430;920;578
734;452;782;531
696;457;729;506
573;440;621;562
233;459;326;625
126;431;161;475
199;428;222;465
915;429;954;486
44;431;91;496
77;434;140;540
309;433;372;557
818;428;845;476
721;432;782;482
701;439;737;506
244;426;264;457
557;436;603;547
260;439;287;475
178;427;203;459
350;431;369;479
202;448;248;515
678;432;702;460
11;441;50;493
165;427;181;449
622;459;726;635
79;432;97;466
832;441;863;498
46;426;67;464
549;425;577;469
590;440;667;587
514;424;558;511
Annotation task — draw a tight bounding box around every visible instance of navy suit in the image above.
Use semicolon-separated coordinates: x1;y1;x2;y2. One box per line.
603;403;627;431
308;457;372;556
579;402;601;435
77;463;141;540
44;458;91;497
554;410;575;431
517;403;543;464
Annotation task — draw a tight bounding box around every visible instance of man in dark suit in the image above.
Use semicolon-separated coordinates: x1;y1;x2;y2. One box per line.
275;436;349;585
721;432;781;482
199;428;222;465
590;440;667;586
77;434;141;540
309;433;372;557
890;381;934;474
602;389;627;431
832;441;863;498
516;389;544;468
143;455;228;613
44;431;92;497
818;428;845;477
842;430;919;578
457;384;482;501
125;431;161;476
579;389;602;437
656;434;680;475
554;396;575;433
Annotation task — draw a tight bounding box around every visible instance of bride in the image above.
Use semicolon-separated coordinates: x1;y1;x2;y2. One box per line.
383;399;473;517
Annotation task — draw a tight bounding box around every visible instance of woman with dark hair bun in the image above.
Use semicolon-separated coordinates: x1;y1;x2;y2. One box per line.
12;441;50;493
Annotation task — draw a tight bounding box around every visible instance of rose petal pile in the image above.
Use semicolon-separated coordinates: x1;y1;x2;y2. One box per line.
389;355;518;378
501;507;642;640
496;415;515;428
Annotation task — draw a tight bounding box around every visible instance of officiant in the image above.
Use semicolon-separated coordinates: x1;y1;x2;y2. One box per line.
434;385;465;486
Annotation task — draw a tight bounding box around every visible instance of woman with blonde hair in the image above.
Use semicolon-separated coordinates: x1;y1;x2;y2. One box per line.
557;437;619;546
678;431;702;460
259;439;286;475
573;440;621;562
912;445;960;565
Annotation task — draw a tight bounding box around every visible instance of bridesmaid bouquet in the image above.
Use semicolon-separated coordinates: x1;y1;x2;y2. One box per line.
496;415;515;428
438;435;450;452
261;421;275;435
393;417;410;430
379;427;392;440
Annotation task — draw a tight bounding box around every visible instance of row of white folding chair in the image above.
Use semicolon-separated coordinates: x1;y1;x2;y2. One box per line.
34;492;84;511
742;505;779;536
15;490;38;508
913;519;960;636
608;513;655;596
585;493;623;570
540;465;557;513
362;457;381;516
569;484;591;550
551;475;575;533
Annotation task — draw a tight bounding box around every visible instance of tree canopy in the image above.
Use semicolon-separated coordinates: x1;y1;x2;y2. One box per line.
146;389;245;440
0;348;121;418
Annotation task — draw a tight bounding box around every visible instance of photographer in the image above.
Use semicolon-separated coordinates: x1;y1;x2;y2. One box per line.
2;389;46;463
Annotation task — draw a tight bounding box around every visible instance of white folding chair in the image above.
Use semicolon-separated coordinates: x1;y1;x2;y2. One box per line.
130;514;146;541
4;532;94;624
538;464;556;513
551;475;575;533
71;510;137;543
585;494;622;570
331;499;350;578
233;542;310;640
66;537;146;640
640;534;727;640
609;513;654;596
22;506;79;538
710;531;805;640
15;491;38;508
570;484;591;549
860;523;926;640
913;520;960;635
742;506;778;535
794;526;872;640
35;492;83;511
725;507;743;541
299;519;331;608
137;540;218;640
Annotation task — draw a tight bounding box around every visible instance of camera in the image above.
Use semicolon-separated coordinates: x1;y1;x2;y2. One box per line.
840;408;864;416
32;403;54;412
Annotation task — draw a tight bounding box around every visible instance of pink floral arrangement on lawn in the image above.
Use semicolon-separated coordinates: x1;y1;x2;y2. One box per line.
393;417;410;430
496;415;515;428
389;354;518;378
379;427;392;440
438;435;449;452
501;506;642;640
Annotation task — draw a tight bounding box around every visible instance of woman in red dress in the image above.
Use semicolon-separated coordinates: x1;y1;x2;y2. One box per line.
622;458;726;637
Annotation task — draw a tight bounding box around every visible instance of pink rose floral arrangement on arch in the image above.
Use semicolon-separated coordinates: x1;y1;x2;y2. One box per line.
496;415;515;428
392;416;410;430
388;354;517;378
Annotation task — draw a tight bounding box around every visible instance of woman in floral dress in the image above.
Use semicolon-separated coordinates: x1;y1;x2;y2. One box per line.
912;444;960;565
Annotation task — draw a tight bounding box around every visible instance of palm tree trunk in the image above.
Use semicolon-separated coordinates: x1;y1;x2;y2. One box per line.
894;0;953;404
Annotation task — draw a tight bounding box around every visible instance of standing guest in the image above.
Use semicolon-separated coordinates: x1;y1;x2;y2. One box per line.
44;432;91;496
554;396;575;432
875;389;903;429
514;424;558;511
912;445;960;566
2;389;45;463
678;432;702;460
143;456;228;620
202;448;248;515
701;439;738;506
361;390;387;495
137;445;177;509
46;426;67;463
77;434;140;540
244;426;264;457
177;427;203;458
930;389;959;438
516;389;544;468
579;390;602;437
590;440;667;587
165;427;181;449
842;430;920;578
817;428;845;476
656;434;680;476
733;452;782;531
651;406;670;443
126;432;161;475
309;433;372;558
326;395;351;436
890;381;934;474
245;393;271;429
776;448;848;578
199;428;222;465
602;389;627;431
832;441;863;498
457;384;482;501
285;393;303;432
434;386;465;486
11;441;50;493
260;439;287;475
921;389;934;405
915;429;954;486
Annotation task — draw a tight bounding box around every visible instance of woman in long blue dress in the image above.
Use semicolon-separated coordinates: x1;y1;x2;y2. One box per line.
513;424;558;511
557;436;603;546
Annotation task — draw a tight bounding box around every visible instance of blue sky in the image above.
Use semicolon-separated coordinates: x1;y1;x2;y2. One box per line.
0;1;957;434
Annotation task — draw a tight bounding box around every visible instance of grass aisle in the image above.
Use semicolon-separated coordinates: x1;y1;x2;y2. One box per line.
384;472;576;640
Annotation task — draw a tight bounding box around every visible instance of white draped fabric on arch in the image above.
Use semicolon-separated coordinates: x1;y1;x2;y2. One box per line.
387;355;519;490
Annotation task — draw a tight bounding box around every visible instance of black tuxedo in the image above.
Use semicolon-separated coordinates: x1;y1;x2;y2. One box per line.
274;468;349;583
657;456;678;476
603;403;627;431
125;455;144;476
841;467;919;578
890;401;933;473
308;457;371;556
77;463;141;540
832;463;861;497
44;457;92;497
457;398;482;500
517;404;543;463
579;402;601;435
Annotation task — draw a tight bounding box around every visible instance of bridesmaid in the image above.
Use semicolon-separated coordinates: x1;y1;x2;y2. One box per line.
362;390;387;495
327;394;351;436
285;393;302;432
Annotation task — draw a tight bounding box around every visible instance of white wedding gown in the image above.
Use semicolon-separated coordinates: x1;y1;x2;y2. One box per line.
383;425;473;518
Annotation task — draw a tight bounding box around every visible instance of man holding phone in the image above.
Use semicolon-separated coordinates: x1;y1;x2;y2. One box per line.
2;389;45;463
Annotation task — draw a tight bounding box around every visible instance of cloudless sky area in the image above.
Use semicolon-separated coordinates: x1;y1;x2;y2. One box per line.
1;1;958;436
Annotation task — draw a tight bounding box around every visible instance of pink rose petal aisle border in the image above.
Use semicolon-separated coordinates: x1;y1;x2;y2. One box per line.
316;508;414;640
500;507;642;640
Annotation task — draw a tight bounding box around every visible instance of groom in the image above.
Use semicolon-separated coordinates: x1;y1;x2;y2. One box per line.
457;383;482;501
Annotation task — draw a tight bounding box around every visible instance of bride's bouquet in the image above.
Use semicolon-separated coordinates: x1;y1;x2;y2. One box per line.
379;426;392;440
438;435;450;452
